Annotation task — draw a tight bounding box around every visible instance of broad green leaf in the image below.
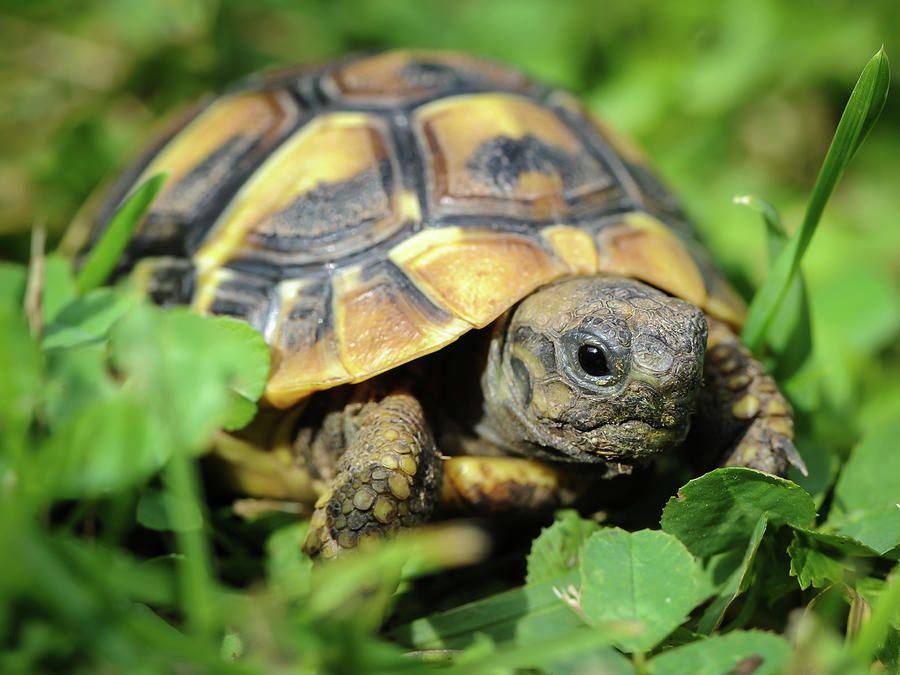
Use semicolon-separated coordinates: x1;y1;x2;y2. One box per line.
392;572;584;650
742;48;890;351
793;527;886;557
661;468;816;557
513;590;599;647
647;630;791;675
787;530;875;590
36;395;167;499
516;647;636;675
832;506;900;556
42;288;131;350
211;316;271;431
693;548;746;605
830;419;900;519
526;509;600;584
827;420;900;554
136;489;204;531
580;528;699;653
110;306;269;452
41;344;118;427
211;316;270;402
222;396;259;432
75;172;168;294
696;513;767;633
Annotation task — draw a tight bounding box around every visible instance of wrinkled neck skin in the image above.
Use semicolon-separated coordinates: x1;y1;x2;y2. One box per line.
474;275;708;473
476;321;585;462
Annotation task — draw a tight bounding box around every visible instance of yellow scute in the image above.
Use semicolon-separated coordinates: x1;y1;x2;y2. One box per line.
596;213;708;309
332;265;471;382
193;112;383;274
542;225;599;275
390;227;567;327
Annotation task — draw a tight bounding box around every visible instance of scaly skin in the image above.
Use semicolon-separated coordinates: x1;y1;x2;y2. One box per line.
695;318;806;476
301;394;442;559
477;276;708;469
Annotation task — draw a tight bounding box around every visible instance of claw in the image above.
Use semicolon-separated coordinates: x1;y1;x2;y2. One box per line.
783;441;808;477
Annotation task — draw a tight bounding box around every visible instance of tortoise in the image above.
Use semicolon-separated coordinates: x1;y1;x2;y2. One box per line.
73;50;806;558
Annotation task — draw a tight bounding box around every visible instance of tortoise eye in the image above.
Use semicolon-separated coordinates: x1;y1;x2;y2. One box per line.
577;343;610;377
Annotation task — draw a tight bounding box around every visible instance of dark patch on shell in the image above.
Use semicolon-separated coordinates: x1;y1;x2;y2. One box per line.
278;278;333;352
246;158;395;251
140;258;196;306
465;134;596;194
399;61;475;92
208;276;274;332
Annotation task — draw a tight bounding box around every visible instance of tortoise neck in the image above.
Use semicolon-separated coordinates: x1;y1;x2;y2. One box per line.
474;315;550;459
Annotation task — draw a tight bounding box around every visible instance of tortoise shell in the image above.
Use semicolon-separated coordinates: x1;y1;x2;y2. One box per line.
83;50;746;408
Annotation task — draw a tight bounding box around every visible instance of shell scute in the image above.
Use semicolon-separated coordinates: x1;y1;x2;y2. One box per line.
333;262;470;385
198;269;274;333
194;112;407;275
595;212;708;309
266;278;349;407
541;225;599;275
129;90;301;258
414;94;621;220
322;49;530;106
390;227;566;328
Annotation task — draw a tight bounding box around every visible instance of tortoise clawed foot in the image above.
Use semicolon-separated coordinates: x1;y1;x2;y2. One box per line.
301;394;442;559
724;415;807;477
698;318;804;478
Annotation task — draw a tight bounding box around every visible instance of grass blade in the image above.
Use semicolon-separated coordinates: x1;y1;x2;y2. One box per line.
75;172;168;294
741;47;890;352
734;195;812;377
164;450;218;639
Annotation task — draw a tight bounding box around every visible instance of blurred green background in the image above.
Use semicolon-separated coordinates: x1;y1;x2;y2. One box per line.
1;0;898;463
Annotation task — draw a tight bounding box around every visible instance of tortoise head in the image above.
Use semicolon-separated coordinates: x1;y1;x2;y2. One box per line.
480;276;708;467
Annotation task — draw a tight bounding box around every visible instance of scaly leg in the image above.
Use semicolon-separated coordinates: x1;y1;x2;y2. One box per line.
440;455;584;515
302;393;443;559
695;318;807;476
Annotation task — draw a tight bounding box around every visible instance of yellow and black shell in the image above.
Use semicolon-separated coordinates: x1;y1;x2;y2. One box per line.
81;50;746;408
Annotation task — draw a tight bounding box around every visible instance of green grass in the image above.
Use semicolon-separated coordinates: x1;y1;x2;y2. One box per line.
741;48;890;353
74;172;168;294
1;1;899;673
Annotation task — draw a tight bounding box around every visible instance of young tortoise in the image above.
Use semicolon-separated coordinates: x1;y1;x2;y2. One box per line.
74;50;805;558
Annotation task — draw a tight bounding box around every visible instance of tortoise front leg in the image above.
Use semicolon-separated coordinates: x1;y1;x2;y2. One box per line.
694;317;807;476
302;393;443;559
440;455;585;515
